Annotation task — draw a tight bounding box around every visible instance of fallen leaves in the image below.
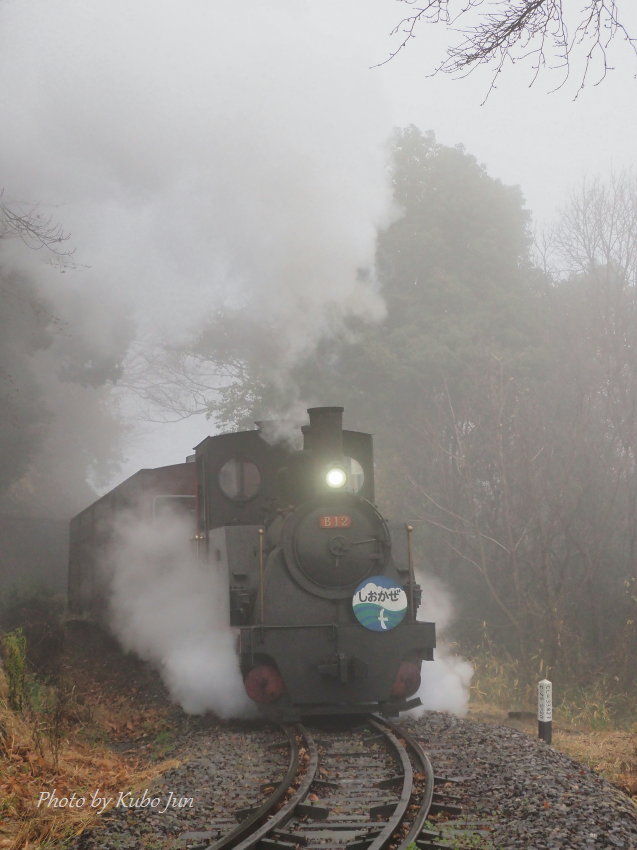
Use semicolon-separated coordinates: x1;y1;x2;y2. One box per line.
0;632;179;850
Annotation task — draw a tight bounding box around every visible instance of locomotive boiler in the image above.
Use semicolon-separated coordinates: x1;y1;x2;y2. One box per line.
68;407;436;717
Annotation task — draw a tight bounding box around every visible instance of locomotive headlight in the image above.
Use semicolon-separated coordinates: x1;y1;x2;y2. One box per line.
325;466;347;489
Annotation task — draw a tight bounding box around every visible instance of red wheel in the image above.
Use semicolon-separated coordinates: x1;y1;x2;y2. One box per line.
390;660;421;699
244;664;285;703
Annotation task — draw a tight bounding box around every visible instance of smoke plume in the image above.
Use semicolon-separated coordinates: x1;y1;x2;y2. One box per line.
0;1;397;590
0;1;395;374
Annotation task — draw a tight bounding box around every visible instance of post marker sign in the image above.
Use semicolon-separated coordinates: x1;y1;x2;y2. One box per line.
537;679;553;744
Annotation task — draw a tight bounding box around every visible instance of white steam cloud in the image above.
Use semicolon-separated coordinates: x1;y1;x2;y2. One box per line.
0;1;398;578
0;1;395;373
108;511;254;718
256;401;313;449
106;511;472;719
411;571;474;717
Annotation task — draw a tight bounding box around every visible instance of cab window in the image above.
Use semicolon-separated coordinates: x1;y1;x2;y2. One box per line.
218;457;261;501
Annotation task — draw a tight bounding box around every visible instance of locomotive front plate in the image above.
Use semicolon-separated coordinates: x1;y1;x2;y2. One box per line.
319;514;352;528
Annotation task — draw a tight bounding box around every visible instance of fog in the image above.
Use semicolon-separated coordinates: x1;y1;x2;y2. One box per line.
0;1;394;348
0;1;396;591
0;1;405;501
1;1;634;484
1;1;634;711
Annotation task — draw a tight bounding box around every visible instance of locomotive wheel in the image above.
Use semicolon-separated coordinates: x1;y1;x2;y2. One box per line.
390;660;422;700
244;664;285;703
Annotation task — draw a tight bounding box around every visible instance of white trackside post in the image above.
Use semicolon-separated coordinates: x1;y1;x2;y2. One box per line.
537;679;553;744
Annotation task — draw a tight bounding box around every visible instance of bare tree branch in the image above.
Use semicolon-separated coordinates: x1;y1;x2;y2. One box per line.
119;342;241;424
0;190;73;256
380;0;636;98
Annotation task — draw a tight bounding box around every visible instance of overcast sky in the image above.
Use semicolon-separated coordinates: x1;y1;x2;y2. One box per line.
2;0;636;485
368;1;637;225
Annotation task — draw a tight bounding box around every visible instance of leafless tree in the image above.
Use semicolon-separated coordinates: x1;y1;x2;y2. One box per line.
383;0;636;98
1;191;71;255
121;341;241;424
555;172;637;280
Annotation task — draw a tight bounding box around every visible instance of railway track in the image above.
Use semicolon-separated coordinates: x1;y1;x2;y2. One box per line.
181;715;454;850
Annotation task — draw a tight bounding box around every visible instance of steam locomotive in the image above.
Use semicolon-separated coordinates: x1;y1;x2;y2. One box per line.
68;407;435;717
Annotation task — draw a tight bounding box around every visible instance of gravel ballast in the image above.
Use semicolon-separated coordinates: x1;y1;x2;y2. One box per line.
70;712;637;850
406;712;637;849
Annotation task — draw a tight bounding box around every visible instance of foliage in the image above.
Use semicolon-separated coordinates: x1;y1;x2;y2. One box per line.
0;195;132;610
153;128;637;700
471;638;637;730
0;586;66;672
27;678;79;767
1;618;75;767
0;622;177;848
0;266;53;494
151;728;177;759
557;678;637;730
1;627;27;711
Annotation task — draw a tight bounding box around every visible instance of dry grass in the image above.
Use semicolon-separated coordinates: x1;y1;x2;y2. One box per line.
553;728;637;799
0;659;178;850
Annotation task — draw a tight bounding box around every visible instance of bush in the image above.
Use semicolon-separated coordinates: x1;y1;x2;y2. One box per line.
0;587;65;673
1;627;28;711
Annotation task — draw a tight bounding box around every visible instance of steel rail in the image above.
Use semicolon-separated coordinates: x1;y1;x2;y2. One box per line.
231;723;318;850
380;718;436;849
204;717;433;850
204;723;304;850
364;717;415;850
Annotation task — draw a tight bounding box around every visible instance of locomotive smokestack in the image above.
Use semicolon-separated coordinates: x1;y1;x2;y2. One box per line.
306;406;344;458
